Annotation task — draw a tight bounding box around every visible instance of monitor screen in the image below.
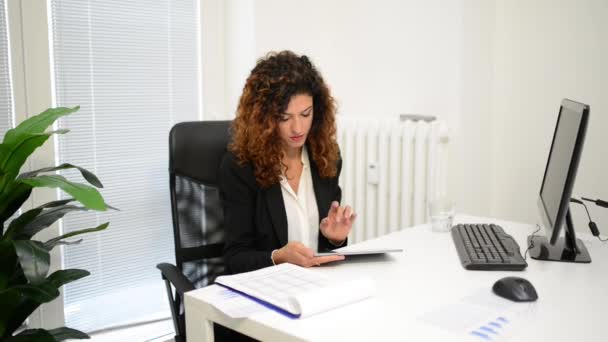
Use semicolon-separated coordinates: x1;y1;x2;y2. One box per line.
540;104;584;229
532;98;591;263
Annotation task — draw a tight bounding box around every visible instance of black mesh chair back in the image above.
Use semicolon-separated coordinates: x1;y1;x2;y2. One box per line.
170;121;230;287
159;120;231;342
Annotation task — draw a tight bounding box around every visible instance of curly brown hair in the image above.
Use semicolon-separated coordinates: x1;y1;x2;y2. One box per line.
230;51;340;188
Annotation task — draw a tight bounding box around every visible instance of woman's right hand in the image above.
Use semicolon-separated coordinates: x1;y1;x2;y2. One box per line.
272;241;344;267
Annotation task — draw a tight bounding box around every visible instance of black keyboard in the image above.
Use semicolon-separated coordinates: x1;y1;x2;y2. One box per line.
451;223;527;271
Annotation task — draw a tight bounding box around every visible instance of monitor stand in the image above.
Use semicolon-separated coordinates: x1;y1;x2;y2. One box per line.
527;207;591;263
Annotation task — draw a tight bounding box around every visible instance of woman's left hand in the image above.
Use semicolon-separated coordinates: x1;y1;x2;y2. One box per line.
320;201;357;245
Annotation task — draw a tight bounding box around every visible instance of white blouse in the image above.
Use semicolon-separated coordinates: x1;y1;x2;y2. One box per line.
279;146;320;252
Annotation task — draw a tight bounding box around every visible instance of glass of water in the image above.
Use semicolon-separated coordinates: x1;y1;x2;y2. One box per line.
428;197;455;233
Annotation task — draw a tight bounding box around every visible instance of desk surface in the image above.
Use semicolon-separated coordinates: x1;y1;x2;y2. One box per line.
185;215;608;341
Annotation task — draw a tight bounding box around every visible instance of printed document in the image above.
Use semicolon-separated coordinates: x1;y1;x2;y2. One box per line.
214;263;374;318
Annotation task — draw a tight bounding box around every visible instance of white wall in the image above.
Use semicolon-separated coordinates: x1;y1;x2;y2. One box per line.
201;0;256;120
254;0;462;125
490;0;608;233
200;0;225;120
224;0;255;116
458;0;495;217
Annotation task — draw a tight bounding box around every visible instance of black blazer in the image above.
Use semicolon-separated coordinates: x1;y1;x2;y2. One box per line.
219;149;343;274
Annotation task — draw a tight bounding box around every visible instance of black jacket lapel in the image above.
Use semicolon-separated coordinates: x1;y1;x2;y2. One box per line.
310;160;330;222
265;183;288;246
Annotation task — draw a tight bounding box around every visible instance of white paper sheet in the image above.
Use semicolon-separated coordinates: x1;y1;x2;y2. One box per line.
202;285;268;318
419;288;538;341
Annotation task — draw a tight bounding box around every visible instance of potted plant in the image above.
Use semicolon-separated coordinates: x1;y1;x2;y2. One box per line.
0;106;110;341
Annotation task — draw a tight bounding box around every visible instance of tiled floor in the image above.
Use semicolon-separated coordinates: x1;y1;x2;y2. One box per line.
90;319;174;342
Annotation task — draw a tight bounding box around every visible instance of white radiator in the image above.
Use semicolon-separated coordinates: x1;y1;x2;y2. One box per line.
337;116;449;243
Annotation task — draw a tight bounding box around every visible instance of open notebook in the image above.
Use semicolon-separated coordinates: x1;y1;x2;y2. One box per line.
214;263;374;318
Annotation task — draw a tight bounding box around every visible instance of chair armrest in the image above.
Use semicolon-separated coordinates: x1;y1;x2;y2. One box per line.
156;263;196;294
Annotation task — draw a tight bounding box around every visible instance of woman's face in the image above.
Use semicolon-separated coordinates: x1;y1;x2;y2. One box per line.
277;94;314;154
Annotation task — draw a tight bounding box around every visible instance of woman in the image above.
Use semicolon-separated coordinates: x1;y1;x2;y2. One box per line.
219;50;356;275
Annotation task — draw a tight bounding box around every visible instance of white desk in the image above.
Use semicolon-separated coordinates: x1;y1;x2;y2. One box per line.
185;215;608;341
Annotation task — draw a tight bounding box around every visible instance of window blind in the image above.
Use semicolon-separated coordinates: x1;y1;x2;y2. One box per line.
0;0;13;138
50;0;200;333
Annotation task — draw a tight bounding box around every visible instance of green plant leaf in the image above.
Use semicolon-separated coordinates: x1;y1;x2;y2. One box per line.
46;269;89;289
0;296;41;339
0;106;79;209
2;106;79;146
0;130;69;195
11;282;59;303
1;272;87;338
0;274;7;291
4;328;55;342
48;327;90;341
2;208;43;241
43;239;82;251
0;288;23;338
2;199;81;239
105;203;120;211
19;163;103;188
44;222;109;250
0;240;17;290
16;205;88;240
0;144;8;161
7;268;26;288
19;175;106;211
35;198;75;209
3;327;90;342
13;241;50;285
0;183;32;230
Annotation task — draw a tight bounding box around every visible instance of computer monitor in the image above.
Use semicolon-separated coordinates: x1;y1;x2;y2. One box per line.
529;98;591;263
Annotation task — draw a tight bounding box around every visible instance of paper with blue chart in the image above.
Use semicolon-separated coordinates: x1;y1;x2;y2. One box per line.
419;288;538;341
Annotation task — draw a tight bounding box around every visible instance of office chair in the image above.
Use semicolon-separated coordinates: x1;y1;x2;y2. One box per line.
156;120;231;342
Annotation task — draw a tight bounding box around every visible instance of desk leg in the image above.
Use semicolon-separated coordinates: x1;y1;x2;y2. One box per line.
185;304;214;342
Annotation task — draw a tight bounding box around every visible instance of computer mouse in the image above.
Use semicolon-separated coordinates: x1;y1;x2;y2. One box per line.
492;276;538;302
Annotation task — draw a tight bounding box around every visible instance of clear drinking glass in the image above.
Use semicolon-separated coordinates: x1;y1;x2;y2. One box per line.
428;197;455;233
